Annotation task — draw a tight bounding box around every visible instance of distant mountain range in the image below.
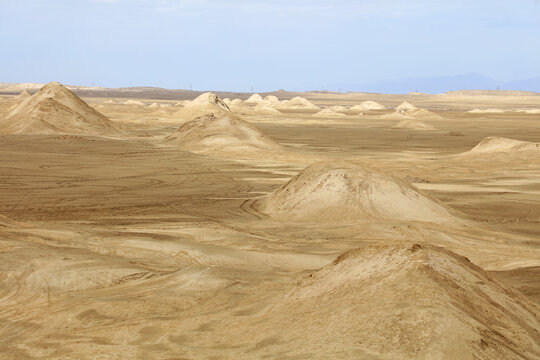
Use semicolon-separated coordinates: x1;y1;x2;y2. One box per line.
2;73;539;95
331;73;540;94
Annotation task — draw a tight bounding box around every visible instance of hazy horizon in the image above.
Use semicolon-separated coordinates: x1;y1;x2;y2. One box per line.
1;0;539;93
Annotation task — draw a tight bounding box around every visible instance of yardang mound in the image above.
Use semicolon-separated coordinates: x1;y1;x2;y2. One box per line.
14;90;31;100
313;107;347;118
462;137;540;155
396;101;418;112
256;243;540;360
164;112;280;153
263;95;280;104
224;98;244;107
255;104;282;114
279;96;320;110
245;94;263;104
174;92;231;120
0;82;118;135
256;162;458;223
383;102;442;120
393;119;436;130
351;100;386;111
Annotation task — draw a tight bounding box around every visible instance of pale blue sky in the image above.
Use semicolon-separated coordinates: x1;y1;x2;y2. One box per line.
1;0;539;92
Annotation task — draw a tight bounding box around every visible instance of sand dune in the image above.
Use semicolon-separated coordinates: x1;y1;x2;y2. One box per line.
257;162;459;223
0;82;118;135
164;112;280;153
250;243;540;359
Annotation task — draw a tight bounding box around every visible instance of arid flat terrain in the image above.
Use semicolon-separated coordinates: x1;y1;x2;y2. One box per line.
0;83;539;359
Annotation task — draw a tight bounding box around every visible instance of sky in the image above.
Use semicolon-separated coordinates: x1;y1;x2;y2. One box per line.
1;0;539;92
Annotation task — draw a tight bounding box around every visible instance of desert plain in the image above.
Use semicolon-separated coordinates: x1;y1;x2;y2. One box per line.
0;82;539;359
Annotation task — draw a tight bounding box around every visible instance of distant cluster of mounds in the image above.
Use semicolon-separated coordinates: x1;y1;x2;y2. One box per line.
310;101;387;118
384;102;440;119
0;82;119;135
375;101;442;130
2;85;534;163
193;92;393;121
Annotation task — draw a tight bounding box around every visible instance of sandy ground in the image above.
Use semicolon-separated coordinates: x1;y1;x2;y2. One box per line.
0;87;539;359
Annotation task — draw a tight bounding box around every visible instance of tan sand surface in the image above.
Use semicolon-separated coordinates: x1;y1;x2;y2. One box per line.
0;84;539;359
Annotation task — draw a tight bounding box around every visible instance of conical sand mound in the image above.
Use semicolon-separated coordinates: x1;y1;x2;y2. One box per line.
0;82;118;135
174;92;231;120
259;243;540;359
278;96;320;110
257;162;458;223
263;95;280;104
312;107;347;118
396;101;418;112
382;106;442;120
393;119;436;130
254;104;282;114
463;137;540;155
124;100;145;106
224;98;244;108
164;112;280;153
350;100;385;111
14;90;31;100
245;94;263;104
255;95;281;108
